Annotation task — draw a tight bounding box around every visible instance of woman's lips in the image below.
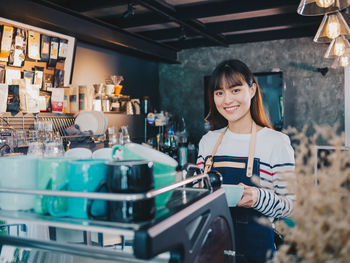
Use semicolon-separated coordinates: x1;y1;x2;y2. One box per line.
224;105;239;113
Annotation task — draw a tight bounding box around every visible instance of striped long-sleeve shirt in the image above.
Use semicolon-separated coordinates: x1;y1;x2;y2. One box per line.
196;127;295;219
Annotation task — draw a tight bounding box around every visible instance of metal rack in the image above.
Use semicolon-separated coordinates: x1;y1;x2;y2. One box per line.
0;174;235;263
0;113;75;136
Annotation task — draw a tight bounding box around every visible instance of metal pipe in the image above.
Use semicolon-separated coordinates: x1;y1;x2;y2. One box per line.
0;188;146;201
145;174;210;198
0;174;210;201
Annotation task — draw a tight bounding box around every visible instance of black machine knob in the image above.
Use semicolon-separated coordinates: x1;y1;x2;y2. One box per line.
207;170;222;190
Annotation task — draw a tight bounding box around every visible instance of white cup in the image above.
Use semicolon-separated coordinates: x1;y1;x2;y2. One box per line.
105;84;115;96
92;148;113;160
64;148;92;159
0;156;38;210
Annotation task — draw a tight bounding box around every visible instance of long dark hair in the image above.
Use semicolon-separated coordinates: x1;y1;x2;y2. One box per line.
206;59;272;130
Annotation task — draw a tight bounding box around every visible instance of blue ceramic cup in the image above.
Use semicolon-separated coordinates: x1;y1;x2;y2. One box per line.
48;159;107;219
34;156;76;215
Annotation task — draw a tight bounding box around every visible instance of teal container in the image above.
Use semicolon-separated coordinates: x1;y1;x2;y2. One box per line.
112;143;178;209
35;156;76;215
48;159;107;219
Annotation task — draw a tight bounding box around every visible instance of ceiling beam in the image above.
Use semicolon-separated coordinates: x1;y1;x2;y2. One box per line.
138;13;321;41
0;0;178;63
163;24;318;50
134;0;228;47
102;12;170;29
110;0;299;29
58;0;129;12
176;0;299;20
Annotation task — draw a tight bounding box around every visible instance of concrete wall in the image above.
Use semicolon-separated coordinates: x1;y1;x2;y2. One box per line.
159;37;345;143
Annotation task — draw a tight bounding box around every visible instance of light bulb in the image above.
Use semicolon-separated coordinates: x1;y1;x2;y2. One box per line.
316;0;335;8
334;38;345;56
340;56;349;67
326;14;341;39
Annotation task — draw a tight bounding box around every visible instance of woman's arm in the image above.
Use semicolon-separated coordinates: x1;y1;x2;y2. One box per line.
253;138;296;218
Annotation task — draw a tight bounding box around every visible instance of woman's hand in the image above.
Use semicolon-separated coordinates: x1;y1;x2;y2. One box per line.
237;183;259;208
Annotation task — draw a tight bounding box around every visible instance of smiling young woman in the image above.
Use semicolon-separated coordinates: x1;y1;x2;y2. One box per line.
206;60;271;132
197;59;295;263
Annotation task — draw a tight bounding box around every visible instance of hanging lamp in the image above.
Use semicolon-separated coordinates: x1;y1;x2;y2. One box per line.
331;49;350;67
314;12;350;43
324;35;350;57
332;54;350;67
297;0;350;16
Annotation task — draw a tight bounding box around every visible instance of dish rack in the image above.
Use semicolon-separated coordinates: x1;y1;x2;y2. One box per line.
0;173;235;263
0;113;105;151
0;113;75;137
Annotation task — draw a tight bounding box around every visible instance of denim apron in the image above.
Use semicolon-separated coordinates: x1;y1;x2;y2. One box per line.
204;123;274;263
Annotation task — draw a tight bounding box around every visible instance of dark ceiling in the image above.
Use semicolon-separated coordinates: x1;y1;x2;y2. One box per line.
3;0;348;63
38;0;323;50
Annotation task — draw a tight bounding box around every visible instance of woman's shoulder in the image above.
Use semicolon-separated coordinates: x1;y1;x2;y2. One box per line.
202;127;226;139
258;127;294;163
199;128;226;145
260;127;291;145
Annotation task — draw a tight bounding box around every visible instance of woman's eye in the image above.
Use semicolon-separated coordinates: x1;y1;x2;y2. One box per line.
232;88;240;93
215;91;223;96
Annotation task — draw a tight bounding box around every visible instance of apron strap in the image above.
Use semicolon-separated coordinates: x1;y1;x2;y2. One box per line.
204;122;257;178
204;127;228;174
246;122;257;178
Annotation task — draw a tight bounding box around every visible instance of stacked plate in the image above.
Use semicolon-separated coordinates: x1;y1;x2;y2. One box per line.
74;111;108;135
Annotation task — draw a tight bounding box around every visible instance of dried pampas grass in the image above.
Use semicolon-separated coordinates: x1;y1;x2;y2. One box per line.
272;125;350;263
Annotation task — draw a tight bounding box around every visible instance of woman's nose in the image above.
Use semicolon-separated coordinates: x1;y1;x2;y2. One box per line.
223;90;234;104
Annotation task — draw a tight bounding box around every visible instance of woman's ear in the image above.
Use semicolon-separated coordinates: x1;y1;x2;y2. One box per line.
250;83;257;99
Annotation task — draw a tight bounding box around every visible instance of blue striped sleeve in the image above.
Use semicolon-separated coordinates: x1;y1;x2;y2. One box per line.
253;136;296;219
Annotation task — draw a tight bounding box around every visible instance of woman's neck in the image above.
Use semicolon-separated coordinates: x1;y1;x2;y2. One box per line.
228;114;254;134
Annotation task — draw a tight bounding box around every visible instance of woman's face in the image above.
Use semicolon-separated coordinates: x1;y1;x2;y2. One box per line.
213;79;256;124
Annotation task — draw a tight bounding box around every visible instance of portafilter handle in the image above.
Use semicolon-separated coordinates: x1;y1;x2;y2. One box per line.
184;164;222;191
184;163;202;178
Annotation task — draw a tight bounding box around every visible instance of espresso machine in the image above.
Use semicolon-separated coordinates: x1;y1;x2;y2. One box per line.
0;172;236;263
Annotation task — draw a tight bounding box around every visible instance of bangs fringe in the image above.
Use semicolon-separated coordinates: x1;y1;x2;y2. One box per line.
213;71;245;91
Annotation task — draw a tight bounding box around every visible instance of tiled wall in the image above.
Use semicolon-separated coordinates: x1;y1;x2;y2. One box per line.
159;37;345;143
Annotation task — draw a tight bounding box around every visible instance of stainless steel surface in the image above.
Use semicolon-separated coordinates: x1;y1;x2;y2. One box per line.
0;187;209;236
0;236;170;262
0;185;230;263
0;174;210;201
0;188;146;201
0;210;138;235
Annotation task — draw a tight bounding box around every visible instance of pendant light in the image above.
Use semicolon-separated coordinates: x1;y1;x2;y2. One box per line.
316;0;336;8
297;0;350;16
324;35;350;57
314;12;350;43
332;53;350;67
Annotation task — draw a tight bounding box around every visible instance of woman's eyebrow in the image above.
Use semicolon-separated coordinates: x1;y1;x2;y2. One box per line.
215;86;224;90
228;84;241;89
